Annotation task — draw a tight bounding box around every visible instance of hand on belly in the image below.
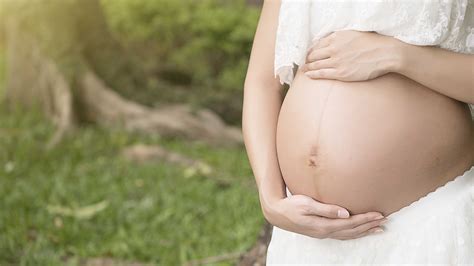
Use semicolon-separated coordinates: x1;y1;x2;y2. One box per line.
276;69;474;216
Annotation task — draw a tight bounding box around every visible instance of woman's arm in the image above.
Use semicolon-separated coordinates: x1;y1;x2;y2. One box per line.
393;43;474;104
243;0;386;240
242;0;287;215
302;30;473;104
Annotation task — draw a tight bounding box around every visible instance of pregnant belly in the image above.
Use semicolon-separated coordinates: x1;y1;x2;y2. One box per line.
276;68;474;216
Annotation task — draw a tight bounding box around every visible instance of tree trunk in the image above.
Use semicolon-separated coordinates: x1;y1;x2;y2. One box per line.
3;0;242;147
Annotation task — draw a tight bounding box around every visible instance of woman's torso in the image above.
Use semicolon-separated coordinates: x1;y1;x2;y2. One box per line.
276;68;474;216
274;0;474;216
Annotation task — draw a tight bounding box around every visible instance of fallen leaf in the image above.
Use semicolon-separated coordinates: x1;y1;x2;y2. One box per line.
46;200;109;219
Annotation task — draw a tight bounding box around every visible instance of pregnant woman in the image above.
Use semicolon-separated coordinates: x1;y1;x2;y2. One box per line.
242;0;474;264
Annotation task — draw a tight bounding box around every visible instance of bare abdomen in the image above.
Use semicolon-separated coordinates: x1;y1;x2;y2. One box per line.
276;68;474;216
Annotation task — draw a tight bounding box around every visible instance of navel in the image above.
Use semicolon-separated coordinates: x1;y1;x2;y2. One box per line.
308;145;318;167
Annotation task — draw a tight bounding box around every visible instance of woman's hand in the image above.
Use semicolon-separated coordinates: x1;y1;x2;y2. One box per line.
300;30;401;82
263;194;387;240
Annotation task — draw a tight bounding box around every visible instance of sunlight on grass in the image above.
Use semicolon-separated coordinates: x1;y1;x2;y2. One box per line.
0;111;263;265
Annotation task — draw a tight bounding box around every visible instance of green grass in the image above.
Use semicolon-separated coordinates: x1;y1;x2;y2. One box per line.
0;110;263;265
0;48;5;100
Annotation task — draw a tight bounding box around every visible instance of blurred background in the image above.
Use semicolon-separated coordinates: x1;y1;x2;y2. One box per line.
0;0;273;265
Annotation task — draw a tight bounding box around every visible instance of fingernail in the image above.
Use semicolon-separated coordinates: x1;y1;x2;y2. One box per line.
379;218;388;225
374;214;384;220
373;228;384;233
338;209;350;218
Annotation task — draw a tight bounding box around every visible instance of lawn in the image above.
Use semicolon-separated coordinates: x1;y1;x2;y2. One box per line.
0;107;263;265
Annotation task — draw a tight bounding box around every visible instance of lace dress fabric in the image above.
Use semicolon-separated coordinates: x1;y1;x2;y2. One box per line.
274;0;474;117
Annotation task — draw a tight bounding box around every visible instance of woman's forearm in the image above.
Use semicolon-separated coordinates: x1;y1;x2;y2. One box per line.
392;41;474;104
242;0;286;217
242;83;287;213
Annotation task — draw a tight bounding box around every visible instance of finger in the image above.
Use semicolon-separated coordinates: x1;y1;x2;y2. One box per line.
318;212;385;232
302;58;336;72
353;226;385;239
308;35;331;53
306;46;333;63
332;226;383;240
328;218;387;238
304;68;339;80
304;200;350;219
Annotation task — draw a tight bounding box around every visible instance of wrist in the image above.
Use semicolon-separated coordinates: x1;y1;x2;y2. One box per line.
384;37;411;74
259;190;285;221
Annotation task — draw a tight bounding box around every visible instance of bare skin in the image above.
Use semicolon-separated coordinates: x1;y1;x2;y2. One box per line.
302;30;474;104
243;0;474;240
277;67;474;215
293;30;474;215
243;0;386;241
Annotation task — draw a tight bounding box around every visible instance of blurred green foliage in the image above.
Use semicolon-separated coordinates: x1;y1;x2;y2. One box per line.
1;0;259;124
101;0;260;124
0;110;262;265
0;50;5;101
0;2;264;264
0;1;7;100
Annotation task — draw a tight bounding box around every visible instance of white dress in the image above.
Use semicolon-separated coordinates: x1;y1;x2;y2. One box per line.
267;1;474;264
